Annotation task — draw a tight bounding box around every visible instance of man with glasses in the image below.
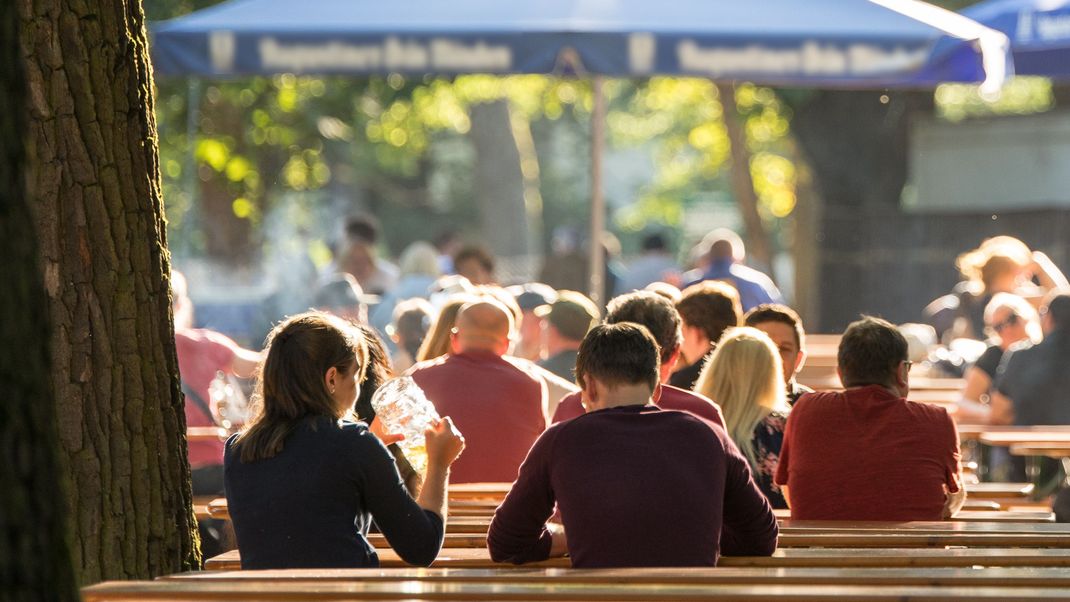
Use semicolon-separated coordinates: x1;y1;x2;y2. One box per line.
956;294;1040;424
990;291;1070;426
774;316;965;521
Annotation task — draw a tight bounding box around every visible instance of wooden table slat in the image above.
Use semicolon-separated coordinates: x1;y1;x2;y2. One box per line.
82;579;1070;601
205;546;1070;571
163;566;1070;587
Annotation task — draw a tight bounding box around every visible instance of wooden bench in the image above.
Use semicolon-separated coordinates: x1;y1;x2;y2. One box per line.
981;432;1070;447
81;579;1070;600
163;566;1070;588
205;546;1070;571
206;498;1044;522
1010;442;1070;459
187;426;228;442
193;496;216;521
957;425;1070;442
446;482;511;501
967;482;1035;500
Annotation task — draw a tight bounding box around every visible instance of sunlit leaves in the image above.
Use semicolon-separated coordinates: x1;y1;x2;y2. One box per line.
195;138;229;171
936;76;1053;122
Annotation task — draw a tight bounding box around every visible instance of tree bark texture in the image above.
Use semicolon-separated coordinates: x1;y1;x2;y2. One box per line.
779;89;933;330
717;83;773;273
18;0;199;582
782;89;933;211
0;2;79;599
469;99;532;259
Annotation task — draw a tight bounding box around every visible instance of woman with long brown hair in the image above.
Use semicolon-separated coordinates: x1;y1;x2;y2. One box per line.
224;311;464;569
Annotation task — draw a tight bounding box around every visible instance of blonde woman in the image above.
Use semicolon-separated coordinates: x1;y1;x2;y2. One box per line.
951;236;1067;339
415;296;474;362
695;327;790;508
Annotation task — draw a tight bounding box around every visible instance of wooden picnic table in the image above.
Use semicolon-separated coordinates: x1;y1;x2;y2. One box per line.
187;426;229;442
81;579;1070;600
447;482;511;500
205;546;1070;571
165;566;1070;588
967;482;1035;499
956;425;1070;442
1011;442;1070;459
364;529;1070;550
980;432;1070;446
206;499;1050;523
777;520;1068;534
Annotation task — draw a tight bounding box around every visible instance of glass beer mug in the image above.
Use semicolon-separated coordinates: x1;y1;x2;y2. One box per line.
370;376;440;477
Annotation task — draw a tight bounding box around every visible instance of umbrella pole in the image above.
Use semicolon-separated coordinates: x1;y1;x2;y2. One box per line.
588;76;606;306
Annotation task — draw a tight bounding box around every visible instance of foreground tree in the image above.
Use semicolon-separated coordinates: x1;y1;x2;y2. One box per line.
17;0;199;582
0;2;78;598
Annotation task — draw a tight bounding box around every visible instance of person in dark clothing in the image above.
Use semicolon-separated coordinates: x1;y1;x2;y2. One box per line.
488;323;779;568
670;281;741;390
992;292;1070;425
224;312;465;569
552;291;724;426
955;293;1040;423
536;290;600;382
744;304;814;406
351;324;421;496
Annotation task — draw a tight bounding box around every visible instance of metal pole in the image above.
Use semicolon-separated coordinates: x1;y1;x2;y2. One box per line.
588;76;606;306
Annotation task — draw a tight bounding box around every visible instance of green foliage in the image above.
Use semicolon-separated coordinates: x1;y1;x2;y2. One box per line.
611;79;798;234
149;0;799;264
936;77;1054;122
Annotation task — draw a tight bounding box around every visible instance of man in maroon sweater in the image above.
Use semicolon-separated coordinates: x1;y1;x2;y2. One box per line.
488;323;778;567
552;291;724;426
410;299;547;483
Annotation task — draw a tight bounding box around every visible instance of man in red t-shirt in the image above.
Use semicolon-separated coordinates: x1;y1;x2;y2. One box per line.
552;291;724;427
410;299;547;483
173;272;262;495
774;316;964;521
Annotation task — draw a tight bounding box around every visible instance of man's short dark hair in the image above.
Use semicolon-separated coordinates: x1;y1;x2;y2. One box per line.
1044;291;1070;334
575;323;660;391
453;245;495;273
838;316;908;388
744;303;806;350
345;215;380;244
605;291;683;364
676;281;741;346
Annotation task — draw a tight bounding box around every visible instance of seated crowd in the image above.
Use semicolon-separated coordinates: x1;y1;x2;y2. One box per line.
173;225;1070;570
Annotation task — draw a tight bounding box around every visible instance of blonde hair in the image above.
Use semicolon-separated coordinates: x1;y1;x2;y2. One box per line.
415;295;471;362
695;327;786;468
398;242;441;277
956;237;1031;292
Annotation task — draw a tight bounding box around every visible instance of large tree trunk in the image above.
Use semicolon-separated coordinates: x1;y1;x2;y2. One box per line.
469;100;533;260
785;90;932;210
779;89;933;330
0;2;79;598
19;0;199;583
718;83;773;273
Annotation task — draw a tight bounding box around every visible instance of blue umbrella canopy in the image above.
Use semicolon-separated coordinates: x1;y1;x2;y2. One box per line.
964;0;1070;79
152;0;1008;89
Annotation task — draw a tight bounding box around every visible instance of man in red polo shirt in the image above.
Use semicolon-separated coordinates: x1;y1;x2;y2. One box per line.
410;299;547;483
552;291;724;427
774;316;964;521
